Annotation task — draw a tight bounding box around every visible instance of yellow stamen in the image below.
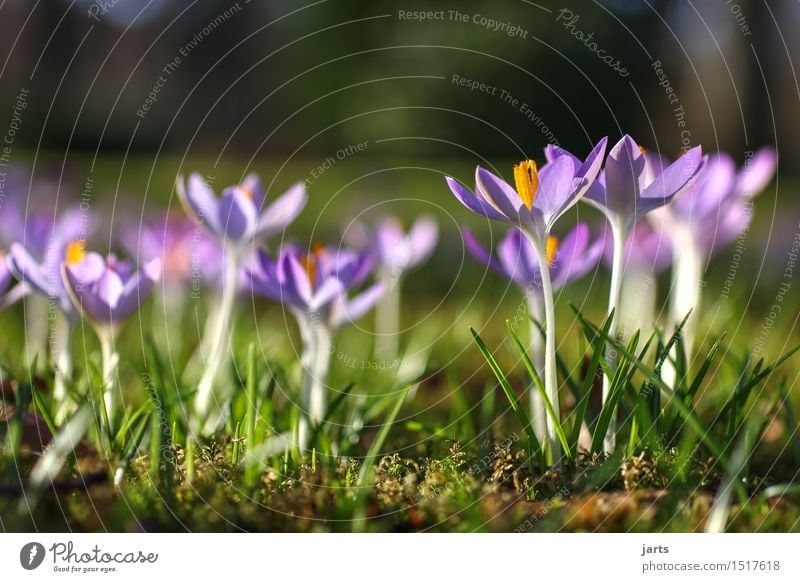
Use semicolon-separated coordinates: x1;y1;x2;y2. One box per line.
299;243;326;287
238;184;254;199
638;145;647;156
65;240;86;266
513;160;539;211
546;235;559;267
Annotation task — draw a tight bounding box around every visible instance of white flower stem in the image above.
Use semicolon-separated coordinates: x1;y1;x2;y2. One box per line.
375;271;401;358
664;223;703;388
194;246;240;428
296;311;333;452
603;220;628;455
523;232;562;464
97;325;119;434
526;293;547;443
25;294;49;369
52;315;75;425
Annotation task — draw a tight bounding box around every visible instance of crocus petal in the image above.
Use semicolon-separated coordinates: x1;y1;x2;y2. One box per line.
599;135;647;217
640;145;703;205
218;189;258;242
445;175;506;221
254;182;307;239
475;166;524;219
734;147;776;199
673;154;735;222
0;256;11;294
407;216;438;267
534;156;578;227
462;228;507;278
551;224;601;289
497;229;535;289
112;258;161;321
309;277;345;311
7;243;51;296
283;253;313;305
239;173;266;209
340;281;385;325
178;173;221;235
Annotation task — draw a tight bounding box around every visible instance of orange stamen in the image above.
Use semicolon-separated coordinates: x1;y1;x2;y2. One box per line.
546;235;559;267
513;160;539;211
65;241;86;266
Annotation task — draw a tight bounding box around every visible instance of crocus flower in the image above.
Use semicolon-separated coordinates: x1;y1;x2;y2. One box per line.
5;205;90;422
0;249;28;310
246;244;384;450
365;216;438;357
176;172;307;427
61;241;161;429
567;135;703;454
177;173;307;247
445;137;607;463
464;223;601;441
650;147;776;387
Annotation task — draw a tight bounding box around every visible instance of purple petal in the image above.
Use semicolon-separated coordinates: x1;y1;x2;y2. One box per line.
0;254;11;295
734;146;776;199
7;243;50;297
601;135;648;216
462;228;507;278
255;182;307;239
551;224;601;289
179;173;221;236
445;175;505;221
283;253;313;305
407;216;438;267
475;166;524;219
112;258;161;321
534;155;578;226
497;229;536;289
309;277;345;311
673;154;736;221
239;173;266;209
341;281;385;324
218;188;258;242
640;145;703;205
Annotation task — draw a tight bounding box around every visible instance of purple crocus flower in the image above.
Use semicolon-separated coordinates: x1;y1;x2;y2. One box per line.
649;147;775;380
445;139;607;463
58;241;160;430
464;223;602;444
121;214;198;285
463;223;602;294
177;173;307;246
0;249;22;309
177;172;307;427
575;135;704;230
61;242;161;325
247;243;383;450
373;216;438;277
246;244;383;331
352;215;438;357
7;240;78;321
565;135;703;455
